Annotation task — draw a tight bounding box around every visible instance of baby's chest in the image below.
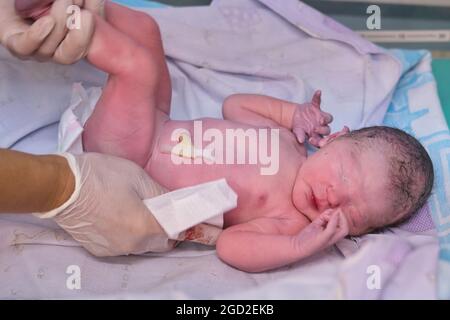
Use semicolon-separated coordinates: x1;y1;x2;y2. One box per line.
223;176;295;225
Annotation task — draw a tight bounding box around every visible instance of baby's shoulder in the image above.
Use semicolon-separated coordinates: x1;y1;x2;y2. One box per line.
278;129;308;158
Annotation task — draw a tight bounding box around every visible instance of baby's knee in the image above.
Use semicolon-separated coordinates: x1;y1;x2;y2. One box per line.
134;11;162;39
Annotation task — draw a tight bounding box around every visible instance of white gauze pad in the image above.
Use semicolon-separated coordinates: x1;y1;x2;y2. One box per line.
144;179;238;240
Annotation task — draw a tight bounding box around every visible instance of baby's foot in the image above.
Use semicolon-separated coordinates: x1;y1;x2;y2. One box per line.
15;0;53;19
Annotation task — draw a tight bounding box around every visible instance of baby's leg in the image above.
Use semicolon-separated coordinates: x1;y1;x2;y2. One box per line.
83;15;161;167
103;1;172;113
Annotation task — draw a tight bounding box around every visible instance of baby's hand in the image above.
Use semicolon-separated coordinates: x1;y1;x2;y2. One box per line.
295;209;349;257
292;90;333;147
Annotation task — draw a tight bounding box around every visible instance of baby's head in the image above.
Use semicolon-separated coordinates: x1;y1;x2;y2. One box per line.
293;126;434;236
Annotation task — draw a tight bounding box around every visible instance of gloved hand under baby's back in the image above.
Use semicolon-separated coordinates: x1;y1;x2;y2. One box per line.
34;152;178;256
33;152;235;256
0;0;104;64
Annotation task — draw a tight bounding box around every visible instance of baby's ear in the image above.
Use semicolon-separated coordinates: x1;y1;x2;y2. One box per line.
318;126;350;148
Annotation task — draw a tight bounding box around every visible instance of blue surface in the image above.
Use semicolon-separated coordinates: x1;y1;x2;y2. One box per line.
112;0;167;8
384;50;450;299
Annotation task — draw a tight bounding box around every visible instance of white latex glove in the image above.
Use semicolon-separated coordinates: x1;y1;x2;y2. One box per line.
82;0;105;17
1;0;104;64
34;153;177;256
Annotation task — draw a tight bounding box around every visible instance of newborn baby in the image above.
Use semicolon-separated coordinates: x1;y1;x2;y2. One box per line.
24;1;434;272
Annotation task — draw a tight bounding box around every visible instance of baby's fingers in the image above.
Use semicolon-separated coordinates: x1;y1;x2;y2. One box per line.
322;210;339;242
293;127;307;144
320;112;333;125
314;125;331;136
338;211;350;236
318;126;351;148
332;211;350;243
309;135;323;148
312;90;322;108
314;209;333;227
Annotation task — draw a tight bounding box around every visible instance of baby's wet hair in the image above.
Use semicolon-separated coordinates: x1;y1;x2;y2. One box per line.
340;126;434;228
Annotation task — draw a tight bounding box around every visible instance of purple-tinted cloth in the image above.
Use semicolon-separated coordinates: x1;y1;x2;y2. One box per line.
398;204;435;232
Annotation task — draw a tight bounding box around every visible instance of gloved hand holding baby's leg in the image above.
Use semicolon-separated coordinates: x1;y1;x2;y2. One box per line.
15;0;106;20
0;0;104;64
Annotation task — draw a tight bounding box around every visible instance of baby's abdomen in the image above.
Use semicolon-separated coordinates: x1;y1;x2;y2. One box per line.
145;118;292;225
147;118;259;188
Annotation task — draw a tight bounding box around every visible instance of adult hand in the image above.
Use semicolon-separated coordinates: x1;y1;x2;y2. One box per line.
35;153;176;256
1;0;104;64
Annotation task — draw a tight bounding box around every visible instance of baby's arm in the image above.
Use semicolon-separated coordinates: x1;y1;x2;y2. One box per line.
216;210;348;272
223;91;333;146
223;94;298;129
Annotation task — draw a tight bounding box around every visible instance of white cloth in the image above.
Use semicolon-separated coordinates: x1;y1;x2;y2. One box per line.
145;179;237;240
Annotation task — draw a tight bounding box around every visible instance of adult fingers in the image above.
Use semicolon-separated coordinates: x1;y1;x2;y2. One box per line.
5;16;55;57
53;9;94;64
83;0;105;16
35;0;72;60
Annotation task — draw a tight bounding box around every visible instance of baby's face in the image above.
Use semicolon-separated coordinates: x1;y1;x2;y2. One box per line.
292;139;391;235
